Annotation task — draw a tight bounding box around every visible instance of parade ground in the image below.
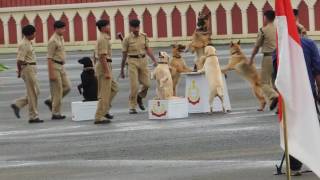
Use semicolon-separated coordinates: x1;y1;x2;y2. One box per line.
0;44;319;180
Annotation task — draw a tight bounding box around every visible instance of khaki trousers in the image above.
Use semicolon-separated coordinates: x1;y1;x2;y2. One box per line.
127;58;150;109
261;55;278;102
15;65;40;120
95;63;119;120
48;67;71;115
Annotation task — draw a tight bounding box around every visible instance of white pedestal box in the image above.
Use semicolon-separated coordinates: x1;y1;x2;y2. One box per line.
71;101;97;121
148;98;189;119
183;72;231;113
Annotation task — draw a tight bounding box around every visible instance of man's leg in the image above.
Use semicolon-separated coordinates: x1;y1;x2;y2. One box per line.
137;59;150;111
50;69;63;118
24;67;40;121
128;60;139;112
95;75;111;122
261;55;278;110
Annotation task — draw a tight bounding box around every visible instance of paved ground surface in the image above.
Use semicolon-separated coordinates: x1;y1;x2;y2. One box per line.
0;44;319;180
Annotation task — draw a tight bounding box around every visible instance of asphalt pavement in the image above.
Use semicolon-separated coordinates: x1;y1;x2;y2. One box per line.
0;44;319;180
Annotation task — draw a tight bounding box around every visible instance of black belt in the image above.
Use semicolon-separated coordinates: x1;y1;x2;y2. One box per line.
106;59;112;63
21;62;36;66
158;62;168;64
263;52;273;56
128;54;146;59
52;59;64;65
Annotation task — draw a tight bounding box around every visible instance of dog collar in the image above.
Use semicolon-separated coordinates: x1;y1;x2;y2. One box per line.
83;67;94;71
173;55;181;58
231;51;240;55
158;62;168;64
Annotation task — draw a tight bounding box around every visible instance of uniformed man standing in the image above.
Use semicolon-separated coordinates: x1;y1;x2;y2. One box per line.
44;21;71;120
249;10;278;111
94;19;119;124
120;19;157;114
11;25;43;123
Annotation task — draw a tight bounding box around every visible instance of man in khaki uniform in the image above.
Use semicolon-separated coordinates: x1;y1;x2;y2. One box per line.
293;9;307;36
120;19;157;114
11;25;43;123
44;21;71;120
249;10;278;111
94;19;118;124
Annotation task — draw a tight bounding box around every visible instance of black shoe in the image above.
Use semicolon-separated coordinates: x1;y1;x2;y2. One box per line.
137;96;145;110
44;99;52;111
52;114;66;120
94;119;111;124
10;104;20;119
129;109;138;114
29;118;44;124
105;113;114;119
270;97;279;111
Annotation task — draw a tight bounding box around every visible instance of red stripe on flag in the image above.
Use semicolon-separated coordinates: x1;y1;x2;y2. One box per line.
275;0;300;45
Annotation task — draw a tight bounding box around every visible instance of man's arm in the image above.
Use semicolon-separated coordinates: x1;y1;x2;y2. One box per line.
146;47;157;65
120;52;127;79
249;45;260;65
100;54;111;79
47;41;56;81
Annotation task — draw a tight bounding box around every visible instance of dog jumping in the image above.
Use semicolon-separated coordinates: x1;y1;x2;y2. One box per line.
221;41;266;111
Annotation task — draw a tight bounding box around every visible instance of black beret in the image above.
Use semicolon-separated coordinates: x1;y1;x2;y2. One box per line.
293;9;299;16
264;10;275;21
129;19;140;27
78;57;93;68
22;25;36;36
96;19;110;30
54;20;66;29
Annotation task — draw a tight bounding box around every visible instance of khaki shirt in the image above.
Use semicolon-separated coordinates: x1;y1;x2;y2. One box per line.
47;32;66;62
255;23;276;53
95;32;112;75
122;32;149;56
17;38;36;63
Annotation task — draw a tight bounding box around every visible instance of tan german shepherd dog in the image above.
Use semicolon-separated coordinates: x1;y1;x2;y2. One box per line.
221;41;266;111
170;44;192;96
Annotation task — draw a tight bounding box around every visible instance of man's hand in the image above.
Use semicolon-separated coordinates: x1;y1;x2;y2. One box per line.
104;73;111;80
120;68;126;79
16;70;21;78
153;60;158;67
49;73;56;81
248;58;254;66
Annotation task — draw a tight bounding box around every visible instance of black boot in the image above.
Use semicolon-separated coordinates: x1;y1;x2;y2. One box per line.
52;114;66;120
129;109;138;114
10;104;20;119
137;96;145;111
44;99;52;111
29;118;44;124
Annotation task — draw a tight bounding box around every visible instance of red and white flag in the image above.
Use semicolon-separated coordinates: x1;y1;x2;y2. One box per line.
275;0;320;177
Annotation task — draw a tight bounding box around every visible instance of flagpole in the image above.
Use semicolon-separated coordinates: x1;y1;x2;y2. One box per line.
282;102;292;180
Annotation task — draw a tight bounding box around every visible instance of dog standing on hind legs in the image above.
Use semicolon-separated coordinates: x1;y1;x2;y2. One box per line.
198;46;226;113
221;41;266;111
170;44;192;96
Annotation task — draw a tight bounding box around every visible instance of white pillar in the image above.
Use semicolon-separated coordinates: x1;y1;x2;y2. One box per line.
211;12;217;36
69;19;75;43
166;13;173;38
257;10;263;29
309;7;315;31
3;18;9;45
82;20;88;44
226;8;232;35
16;23;22;42
110;16;116;41
43;21;48;43
152;15;158;39
181;14;187;37
241;10;248;34
124;17;129;36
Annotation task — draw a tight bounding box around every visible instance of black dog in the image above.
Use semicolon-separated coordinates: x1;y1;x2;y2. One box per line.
78;57;98;101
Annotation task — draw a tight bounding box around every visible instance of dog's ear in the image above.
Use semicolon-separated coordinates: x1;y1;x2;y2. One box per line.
230;41;234;47
237;40;241;45
159;52;162;57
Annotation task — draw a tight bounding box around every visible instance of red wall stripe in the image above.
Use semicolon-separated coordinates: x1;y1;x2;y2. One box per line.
231;3;242;34
186;6;196;36
34;15;44;43
74;12;83;41
157;8;167;38
8;16;17;44
216;4;227;35
143;8;153;37
171;6;182;37
247;2;258;33
87;11;97;41
0;19;4;44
